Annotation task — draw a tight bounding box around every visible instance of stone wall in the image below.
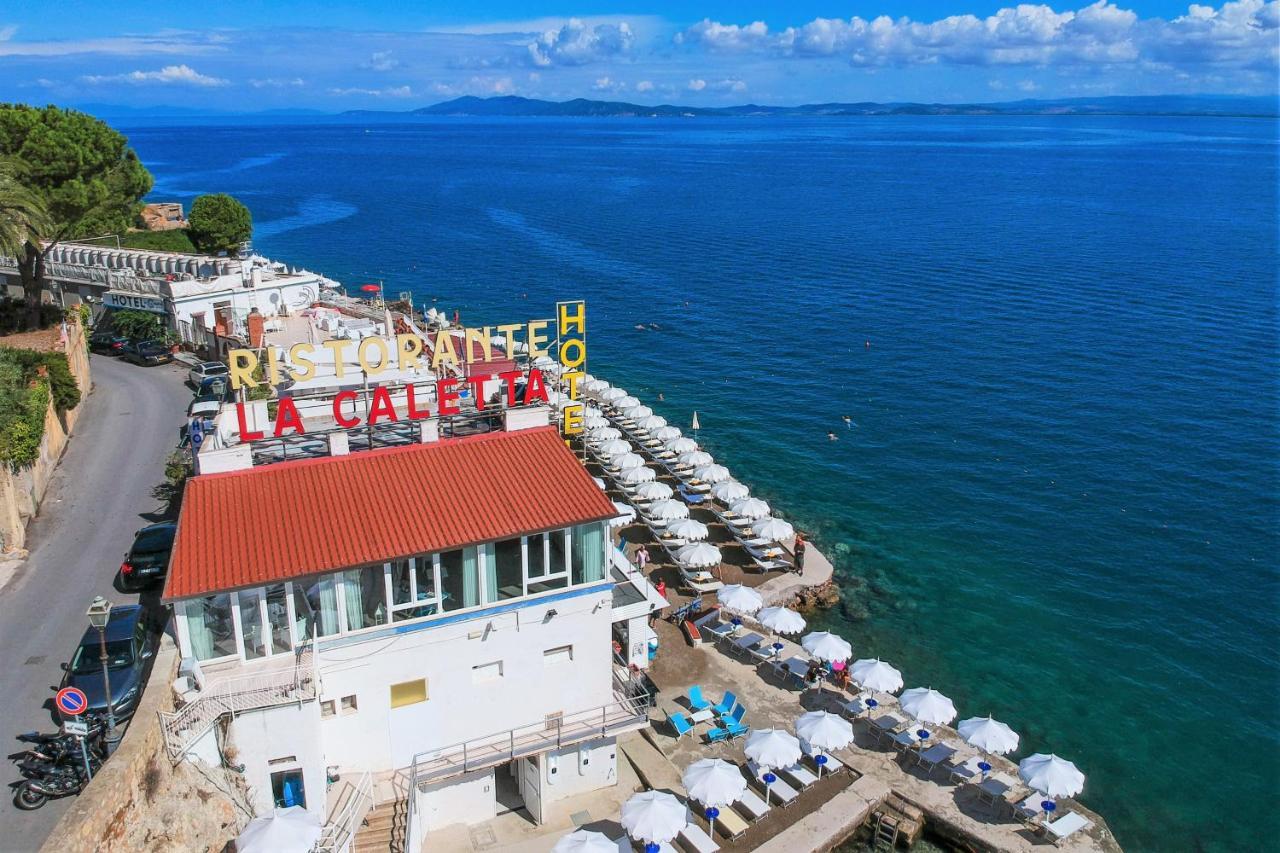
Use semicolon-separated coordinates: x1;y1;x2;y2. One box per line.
0;315;91;554
40;636;247;853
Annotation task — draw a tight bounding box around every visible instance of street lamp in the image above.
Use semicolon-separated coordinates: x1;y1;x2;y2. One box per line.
85;597;119;743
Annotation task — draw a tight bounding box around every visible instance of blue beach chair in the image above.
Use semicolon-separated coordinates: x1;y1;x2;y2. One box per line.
712;691;738;717
688;685;712;712
670;712;693;739
724;705;750;739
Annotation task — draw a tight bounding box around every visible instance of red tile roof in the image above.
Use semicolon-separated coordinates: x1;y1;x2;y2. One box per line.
164;427;615;600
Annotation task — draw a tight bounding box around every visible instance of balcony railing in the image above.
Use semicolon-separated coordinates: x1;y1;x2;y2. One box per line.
314;770;375;853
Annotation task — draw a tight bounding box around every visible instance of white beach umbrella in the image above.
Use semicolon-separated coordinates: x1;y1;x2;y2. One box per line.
620;790;686;844
652;425;682;441
610;501;637;528
533;355;556;368
678;450;714;468
591;477;607;490
612;452;647;471
958;716;1020;756
665;436;699;454
744;729;801;769
666;517;709;541
649;499;690;521
850;659;904;694
633;480;673;501
619;466;657;485
730;497;771;520
585;414;610;430
752;517;795;542
802;631;853;663
583;404;603;418
614;395;641;410
236;807;322;853
1018;754;1085;798
637;414;668;431
581;379;607;394
717;584;764;615
757;606;806;635
580;372;595;383
899;687;958;726
553;830;617;853
682;758;747;839
796;710;855;774
598;438;632;457
676;541;721;569
711;480;750;503
588;426;622;442
600;387;627;402
695;464;731;484
622;404;653;420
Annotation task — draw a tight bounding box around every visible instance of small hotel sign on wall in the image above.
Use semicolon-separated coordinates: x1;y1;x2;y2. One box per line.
104;290;166;314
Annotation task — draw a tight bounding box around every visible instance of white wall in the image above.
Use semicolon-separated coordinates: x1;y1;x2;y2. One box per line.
315;590;614;775
538;737;618;805
416;768;496;834
172;278;319;328
228;702;328;817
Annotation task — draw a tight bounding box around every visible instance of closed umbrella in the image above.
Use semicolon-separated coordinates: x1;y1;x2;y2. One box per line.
795;711;854;776
757;606;806;635
620;790;686;846
676;541;721;568
637;415;668;431
610;502;636;528
695;464;731;484
730;497;770;520
802;631;853;662
652;425;682;441
598;438;632;457
717;584;764;615
633;480;673;501
753;517;794;541
678;450;714;468
665;436;699;454
899;687;957;726
649;499;689;521
600;387;627;402
612;452;646;471
236;807;322;853
1018;754;1085;798
711;480;750;503
588;426;621;442
958;716;1020;756
666;517;709;541
849;658;903;694
619;466;657;485
744;729;801;807
553;830;618;853
681;759;747;839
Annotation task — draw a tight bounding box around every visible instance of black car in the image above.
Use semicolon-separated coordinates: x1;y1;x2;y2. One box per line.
122;339;173;366
89;332;129;355
59;605;155;722
118;522;177;591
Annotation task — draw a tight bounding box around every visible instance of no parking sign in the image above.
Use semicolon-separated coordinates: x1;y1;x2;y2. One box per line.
55;686;89;717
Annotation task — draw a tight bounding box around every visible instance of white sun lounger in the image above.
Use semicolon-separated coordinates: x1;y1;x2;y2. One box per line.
1043;812;1093;846
709;806;749;840
748;762;798;807
801;740;847;774
781;762;818;789
678;821;720;853
733;788;771;821
947;755;985;784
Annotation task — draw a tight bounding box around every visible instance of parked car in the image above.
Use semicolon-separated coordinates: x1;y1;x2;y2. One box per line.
88;332;129;356
187;395;223;419
193;374;234;400
187;361;228;387
117;522;177;592
122;339;173;367
58;605;156;722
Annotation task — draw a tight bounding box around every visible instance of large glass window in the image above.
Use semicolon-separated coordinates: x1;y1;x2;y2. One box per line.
439;549;466;612
526;531;569;594
389;556;440;622
493;538;523;601
292;576;339;640
571;523;605;585
342;566;387;631
238;588;267;660
266;584;292;654
183;594;237;660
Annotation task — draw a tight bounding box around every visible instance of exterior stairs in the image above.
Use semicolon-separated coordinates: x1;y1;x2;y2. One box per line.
353;799;407;853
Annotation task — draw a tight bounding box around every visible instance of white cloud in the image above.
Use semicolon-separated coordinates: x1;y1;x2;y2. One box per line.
81;64;228;86
527;18;634;66
250;77;305;88
328;84;414;97
592;76;626;92
0;30;227;57
0;24;17;41
635;80;654;92
1018;79;1041;91
678;1;1279;71
687;78;707;91
712;78;748;93
363;50;399;71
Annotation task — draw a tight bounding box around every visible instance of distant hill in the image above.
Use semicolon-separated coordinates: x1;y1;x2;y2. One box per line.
350;94;1278;119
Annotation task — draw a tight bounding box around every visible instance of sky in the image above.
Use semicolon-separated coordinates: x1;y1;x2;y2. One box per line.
1;1;1277;110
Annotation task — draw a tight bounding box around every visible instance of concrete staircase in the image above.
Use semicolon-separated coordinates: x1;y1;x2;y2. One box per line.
353;799;407;853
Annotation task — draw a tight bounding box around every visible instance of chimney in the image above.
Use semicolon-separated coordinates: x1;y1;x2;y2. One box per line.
247;308;265;348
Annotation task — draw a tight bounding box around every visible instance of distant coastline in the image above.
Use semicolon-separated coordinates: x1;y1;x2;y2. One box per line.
63;93;1280;122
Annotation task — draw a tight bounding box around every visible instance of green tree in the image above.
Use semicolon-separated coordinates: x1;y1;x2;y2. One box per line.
0;105;153;326
188;193;252;255
109;308;164;342
0;158;49;261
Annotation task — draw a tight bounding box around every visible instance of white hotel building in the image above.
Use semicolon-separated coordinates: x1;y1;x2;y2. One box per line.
161;424;657;851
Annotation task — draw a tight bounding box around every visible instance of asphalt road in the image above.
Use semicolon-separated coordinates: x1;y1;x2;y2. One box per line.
0;353;189;852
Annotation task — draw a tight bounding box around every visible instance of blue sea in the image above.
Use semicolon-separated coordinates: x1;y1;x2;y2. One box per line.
121;115;1278;852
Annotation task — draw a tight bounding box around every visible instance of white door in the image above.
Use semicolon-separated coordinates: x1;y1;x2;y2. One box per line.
519;756;544;824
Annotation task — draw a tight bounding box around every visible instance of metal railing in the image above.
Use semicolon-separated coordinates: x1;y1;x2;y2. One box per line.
403;687;649;852
314;770;375;853
158;644;318;761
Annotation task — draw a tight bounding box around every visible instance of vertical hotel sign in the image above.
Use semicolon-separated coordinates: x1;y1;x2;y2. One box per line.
557;300;586;437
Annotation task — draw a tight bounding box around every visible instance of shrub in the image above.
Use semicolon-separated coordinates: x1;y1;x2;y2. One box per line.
118;229;198;254
188;194;252;255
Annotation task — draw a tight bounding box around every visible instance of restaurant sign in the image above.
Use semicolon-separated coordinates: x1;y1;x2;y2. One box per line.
104;290;166;314
224;301;588;440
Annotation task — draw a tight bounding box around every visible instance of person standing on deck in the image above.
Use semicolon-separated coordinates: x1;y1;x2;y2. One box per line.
636;545;650;572
794;533;807;574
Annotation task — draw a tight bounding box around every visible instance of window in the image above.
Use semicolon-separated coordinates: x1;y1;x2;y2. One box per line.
265;584;292;654
544;645;573;665
320;700;336;719
526;531;569;595
493;538;523;600
340;694;358;714
341;566;387;631
571;523;605;585
237;589;267;660
388;555;441;622
472;661;503;683
438;549;467;612
390;679;427;708
270;768;306;809
182;594;237;661
292;576;339;640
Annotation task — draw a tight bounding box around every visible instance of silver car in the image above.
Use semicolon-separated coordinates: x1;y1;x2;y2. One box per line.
187;361;229;387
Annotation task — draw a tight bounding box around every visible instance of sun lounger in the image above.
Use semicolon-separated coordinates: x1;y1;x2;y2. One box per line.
773;656;810;687
703;620;735;643
913;743;957;776
976;774;1015;810
748;643;779;664
747;762;799;807
712;690;738;716
843;697;868;717
678;821;720;853
1042;812;1093;846
687;685;712;712
801;740;847;774
1014;791;1050;822
677;486;708;504
669;712;694;738
780;762;818;789
709;806;749;841
947;755;984;784
733;788;771;822
730;632;765;659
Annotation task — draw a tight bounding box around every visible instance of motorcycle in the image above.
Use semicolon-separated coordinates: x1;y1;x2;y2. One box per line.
14;751;102;779
12;763;88;810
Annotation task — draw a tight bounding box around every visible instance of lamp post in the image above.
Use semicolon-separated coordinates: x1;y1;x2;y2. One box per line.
86;597;120;749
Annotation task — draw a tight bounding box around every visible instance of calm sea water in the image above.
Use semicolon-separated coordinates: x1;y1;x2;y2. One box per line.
121;116;1278;852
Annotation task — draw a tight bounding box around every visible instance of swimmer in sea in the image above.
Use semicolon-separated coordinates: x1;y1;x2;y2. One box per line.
658;392;665;401
828;431;838;441
843;415;852;428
